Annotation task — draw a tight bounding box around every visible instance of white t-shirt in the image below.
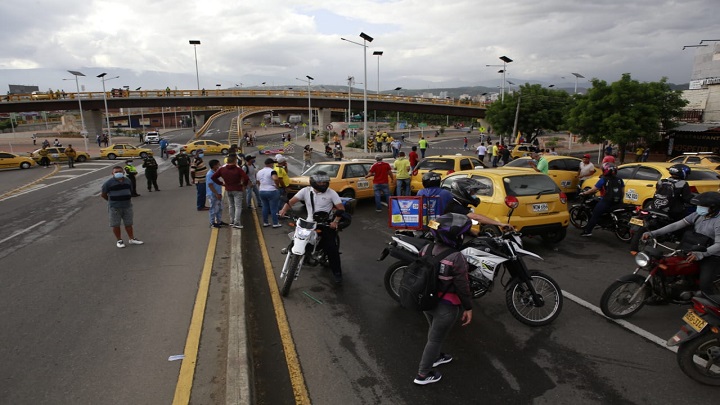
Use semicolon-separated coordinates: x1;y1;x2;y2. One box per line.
294;186;342;220
578;161;596;180
476;145;487;156
256;167;278;191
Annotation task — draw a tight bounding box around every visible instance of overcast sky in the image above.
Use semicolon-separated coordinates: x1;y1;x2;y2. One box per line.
1;0;718;92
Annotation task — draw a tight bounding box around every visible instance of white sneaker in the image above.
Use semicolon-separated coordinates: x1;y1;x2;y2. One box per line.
128;238;144;245
116;240;125;248
232;224;243;229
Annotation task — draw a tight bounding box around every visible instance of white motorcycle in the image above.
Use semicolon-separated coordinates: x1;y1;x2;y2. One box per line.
378;230;564;326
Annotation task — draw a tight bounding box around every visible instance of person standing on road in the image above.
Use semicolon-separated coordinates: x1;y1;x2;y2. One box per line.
491;142;500;167
393;152;411;196
171;150;191;187
206;159;226;228
418;137;429;159
366;155;395;212
142;155;160;192
124;159;141;197
463;137;468;151
413;213;473;386
96;134;102;147
576;154;596;182
38;145;50;168
159;138;169;159
476;142;487;163
274;154;290;204
302;145;313;171
257;158;283;227
243;155;261;210
32;133;37;146
191;150;209;211
500;145;511;166
101;166;144;249
64;144;77;168
409;146;419;172
212;155;249;229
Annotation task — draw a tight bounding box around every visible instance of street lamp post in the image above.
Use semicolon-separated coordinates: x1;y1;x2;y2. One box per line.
123;85;131;129
136;87;144;131
347;76;354;124
571;72;585;94
97;73;119;144
373;50;383;131
486;55;513;103
341;32;374;153
394;87;402;131
67;70;89;152
189;40;201;132
296;76;314;142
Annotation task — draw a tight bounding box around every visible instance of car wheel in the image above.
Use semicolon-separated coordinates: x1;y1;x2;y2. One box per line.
76;155;87;163
107;153;117;160
140;152;148;159
340;189;355;199
20;162;31;169
221;148;229;155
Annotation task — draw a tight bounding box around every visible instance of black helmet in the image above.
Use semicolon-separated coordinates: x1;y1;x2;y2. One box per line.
309;171;330;193
422;171;442;188
450;178;486;207
668;164;691;180
690;191;720;211
428;213;473;248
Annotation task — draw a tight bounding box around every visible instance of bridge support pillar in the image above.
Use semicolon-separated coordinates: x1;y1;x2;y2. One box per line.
82;110;104;136
317;108;333;133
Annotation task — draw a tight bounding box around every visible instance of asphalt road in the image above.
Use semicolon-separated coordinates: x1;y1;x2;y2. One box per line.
245;137;720;404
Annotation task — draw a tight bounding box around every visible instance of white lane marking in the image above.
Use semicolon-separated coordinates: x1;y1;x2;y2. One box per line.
0;221;47;245
562;290;677;353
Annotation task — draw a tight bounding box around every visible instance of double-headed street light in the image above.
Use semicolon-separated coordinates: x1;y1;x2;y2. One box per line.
67;70;89;152
373;50;383;131
296;76;314;141
341;32;374;153
486;55;513;103
571;72;585;94
347;76;355;123
97;73;119;144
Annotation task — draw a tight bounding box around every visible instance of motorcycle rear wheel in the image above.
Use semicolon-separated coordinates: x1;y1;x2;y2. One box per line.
384;261;410;302
614;220;632;242
677;334;720;386
505;271;563;327
600;279;648;319
569;206;590;229
280;254;302;297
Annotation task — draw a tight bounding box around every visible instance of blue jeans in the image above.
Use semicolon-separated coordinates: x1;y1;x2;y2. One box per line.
227;190;243;225
259;189;280;225
396;178;410;196
246;185;261;208
418;302;460;375
208;194;222;225
374;183;391;210
196;182;206;209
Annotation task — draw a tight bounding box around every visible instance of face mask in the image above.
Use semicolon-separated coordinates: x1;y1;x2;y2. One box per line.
113;172;124;179
696;206;710;216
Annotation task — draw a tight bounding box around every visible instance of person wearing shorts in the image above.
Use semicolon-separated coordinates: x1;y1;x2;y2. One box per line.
101;166;144;249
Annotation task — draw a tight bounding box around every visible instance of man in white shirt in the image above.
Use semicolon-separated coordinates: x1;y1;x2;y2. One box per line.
577;154;597;182
476;143;487;163
279;172;347;284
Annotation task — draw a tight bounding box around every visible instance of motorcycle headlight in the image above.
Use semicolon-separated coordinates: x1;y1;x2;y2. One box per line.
295;228;313;240
635;252;650;267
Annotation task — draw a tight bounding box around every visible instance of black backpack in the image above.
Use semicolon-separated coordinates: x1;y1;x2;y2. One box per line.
651;179;677;211
602;176;624;204
399;243;456;311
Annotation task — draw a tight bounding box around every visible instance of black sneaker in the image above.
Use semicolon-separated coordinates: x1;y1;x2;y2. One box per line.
413;370;442;385
432;353;453;367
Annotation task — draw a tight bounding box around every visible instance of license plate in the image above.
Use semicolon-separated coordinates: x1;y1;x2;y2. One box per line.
683;310;708;333
629;217;644;226
532;203;548;212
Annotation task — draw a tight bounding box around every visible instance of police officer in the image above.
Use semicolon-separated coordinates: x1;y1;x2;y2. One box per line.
124;159;140;197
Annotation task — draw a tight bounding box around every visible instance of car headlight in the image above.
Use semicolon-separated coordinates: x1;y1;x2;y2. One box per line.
634;252;650;267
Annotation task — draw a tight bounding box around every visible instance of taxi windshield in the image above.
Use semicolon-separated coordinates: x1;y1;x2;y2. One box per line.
302;164;340;178
416;159;454;171
503;175;559;197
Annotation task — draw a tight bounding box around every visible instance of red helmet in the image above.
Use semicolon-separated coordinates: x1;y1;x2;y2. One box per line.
602;162;617;177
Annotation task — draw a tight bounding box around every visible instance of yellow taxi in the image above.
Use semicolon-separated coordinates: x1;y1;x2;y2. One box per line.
441;168;570;243
30;147;90;163
100;144;153;160
503;155;583;195
0;151;36;169
667;152;720;173
181;140;231;155
509;143;537;159
287;160;396;199
581;162;720;207
410;154;485;193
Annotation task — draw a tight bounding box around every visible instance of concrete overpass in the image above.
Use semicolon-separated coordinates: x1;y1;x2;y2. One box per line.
0;89;487;118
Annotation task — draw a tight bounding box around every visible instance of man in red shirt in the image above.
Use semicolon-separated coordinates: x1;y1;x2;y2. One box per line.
409;146;419;171
211;155;250;228
366;155;395;212
602;151;616;164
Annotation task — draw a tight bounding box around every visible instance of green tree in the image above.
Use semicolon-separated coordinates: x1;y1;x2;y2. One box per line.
565;74;687;162
485;83;571;144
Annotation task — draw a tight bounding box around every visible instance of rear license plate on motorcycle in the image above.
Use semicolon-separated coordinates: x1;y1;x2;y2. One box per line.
532;203;549;212
683;310;708;332
629;217;644;226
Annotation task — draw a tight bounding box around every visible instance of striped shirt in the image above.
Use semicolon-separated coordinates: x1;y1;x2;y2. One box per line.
102;177;133;208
